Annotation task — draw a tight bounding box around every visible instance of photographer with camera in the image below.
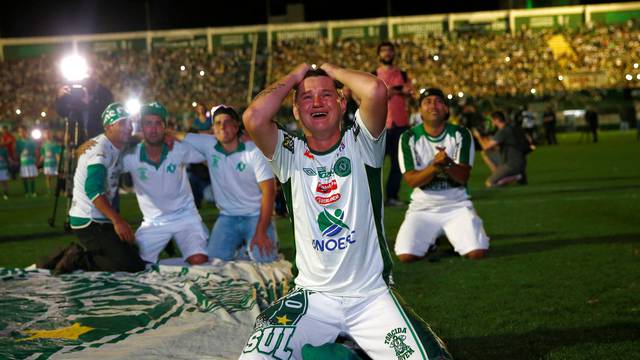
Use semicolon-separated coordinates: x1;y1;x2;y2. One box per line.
55;73;113;145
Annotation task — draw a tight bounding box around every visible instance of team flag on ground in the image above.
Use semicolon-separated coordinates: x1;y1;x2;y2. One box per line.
0;260;292;359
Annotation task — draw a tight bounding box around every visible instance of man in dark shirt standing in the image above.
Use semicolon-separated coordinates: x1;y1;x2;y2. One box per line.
585;107;599;143
543;106;558;145
474;111;528;187
374;41;414;206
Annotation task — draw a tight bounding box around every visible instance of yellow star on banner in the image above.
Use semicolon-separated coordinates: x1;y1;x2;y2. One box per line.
276;315;290;325
19;323;94;342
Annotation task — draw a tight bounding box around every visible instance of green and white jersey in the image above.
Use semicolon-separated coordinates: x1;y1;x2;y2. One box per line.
270;110;392;297
0;147;9;171
121;141;205;225
16;139;37;166
40;141;62;169
399;123;474;210
69;134;122;228
185;134;273;216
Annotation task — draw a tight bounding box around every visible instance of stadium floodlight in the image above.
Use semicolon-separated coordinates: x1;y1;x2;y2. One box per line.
505;56;511;62
558;75;564;81
15;109;21;115
634;63;639;69
433;55;439;61
180;65;186;71
637;74;640;80
125;98;141;115
199;70;205;77
192;101;198;108
60;54;89;83
457;91;464;98
40;111;47;118
530;88;536;94
311;64;318;70
419;88;426;95
447;94;453;100
31;128;42;140
625;74;633;81
205;111;211;117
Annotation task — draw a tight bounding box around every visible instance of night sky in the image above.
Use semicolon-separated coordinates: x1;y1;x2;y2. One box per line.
0;0;633;38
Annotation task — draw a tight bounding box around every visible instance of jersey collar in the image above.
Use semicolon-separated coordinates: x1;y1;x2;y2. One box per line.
140;143;169;169
416;123;450;143
214;141;245;156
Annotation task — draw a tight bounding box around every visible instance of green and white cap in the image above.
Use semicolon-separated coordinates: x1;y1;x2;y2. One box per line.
102;102;129;127
140;101;168;124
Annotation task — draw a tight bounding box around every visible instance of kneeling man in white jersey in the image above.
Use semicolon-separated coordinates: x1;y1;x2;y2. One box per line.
396;88;489;262
176;105;278;263
121;102;209;265
240;64;452;359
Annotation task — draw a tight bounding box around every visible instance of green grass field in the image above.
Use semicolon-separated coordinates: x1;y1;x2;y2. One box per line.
1;131;639;359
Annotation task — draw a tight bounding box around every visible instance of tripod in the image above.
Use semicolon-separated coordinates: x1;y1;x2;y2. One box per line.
48;117;80;230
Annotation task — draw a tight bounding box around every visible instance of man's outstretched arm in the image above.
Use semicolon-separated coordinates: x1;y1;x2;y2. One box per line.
243;63;310;159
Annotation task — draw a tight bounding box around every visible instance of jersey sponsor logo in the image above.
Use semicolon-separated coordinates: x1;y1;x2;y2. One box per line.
315;179;337;194
317;208;349;237
242;326;294;359
385;327;414;360
317;167;332;179
303;149;314;160
210;155;220;168
137;167;149;181
312;230;355;252
302;168;317;176
315;193;341;205
166;163;177;173
282;134;294;153
236;162;247;172
333;157;351;177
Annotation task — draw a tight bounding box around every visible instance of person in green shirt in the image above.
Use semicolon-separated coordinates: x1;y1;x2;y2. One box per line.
16;126;39;197
39;129;62;195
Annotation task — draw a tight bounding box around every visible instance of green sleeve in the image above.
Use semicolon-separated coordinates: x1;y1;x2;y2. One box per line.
399;130;415;172
458;128;472;165
85;164;107;201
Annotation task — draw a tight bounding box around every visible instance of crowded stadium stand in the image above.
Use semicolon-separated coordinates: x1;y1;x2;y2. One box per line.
1;2;640;129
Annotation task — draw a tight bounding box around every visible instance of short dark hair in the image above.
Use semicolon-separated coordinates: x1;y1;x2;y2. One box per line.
377;41;395;54
491;111;507;123
294;68;342;99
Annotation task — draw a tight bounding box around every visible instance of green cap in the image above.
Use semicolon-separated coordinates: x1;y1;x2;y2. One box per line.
101;102;129;127
140;102;168;124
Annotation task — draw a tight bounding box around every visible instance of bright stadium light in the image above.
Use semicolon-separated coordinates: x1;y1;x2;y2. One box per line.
31;128;42;140
634;63;639;69
433;55;439;61
457;91;464;98
419;88;426;95
558;75;564;81
530;88;536;94
199;70;205;77
311;64;318;70
60;54;89;82
505;56;511;62
125;99;141;115
447;94;453;99
40;111;47;118
205;111;211;117
180;65;186;71
626;74;633;81
15;109;21;115
637;74;640;80
192;101;198;108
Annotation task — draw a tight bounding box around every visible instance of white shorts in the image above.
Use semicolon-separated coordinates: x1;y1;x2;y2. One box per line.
20;165;38;178
0;169;8;181
395;205;489;256
240;288;451;360
135;216;208;263
43;166;58;176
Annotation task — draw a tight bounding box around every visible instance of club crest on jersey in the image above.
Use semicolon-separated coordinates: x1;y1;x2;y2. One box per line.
333;157;351;177
236;162;247;172
317;208;349;237
385;327;414;360
137;167;149;181
166;163;177;173
211;155;220;169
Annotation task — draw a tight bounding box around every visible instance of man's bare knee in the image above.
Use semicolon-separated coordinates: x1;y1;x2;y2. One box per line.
187;254;209;265
463;249;487;259
397;254;424;263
